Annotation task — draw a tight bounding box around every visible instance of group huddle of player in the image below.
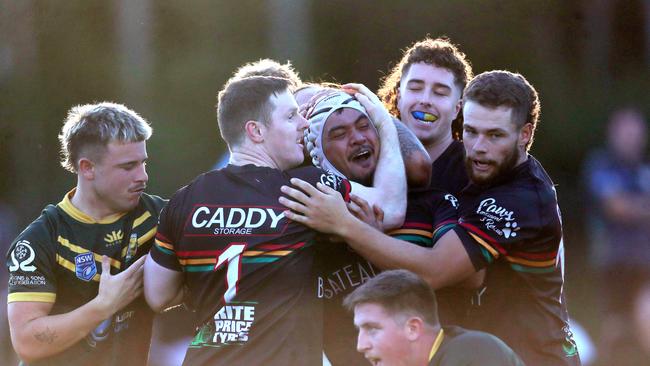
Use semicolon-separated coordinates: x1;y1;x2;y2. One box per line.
6;37;582;366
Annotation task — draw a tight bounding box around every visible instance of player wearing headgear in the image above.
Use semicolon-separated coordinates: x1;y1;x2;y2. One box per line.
143;72;406;365
378;36;474;196
300;88;460;365
281;70;581;366
6;103;164;365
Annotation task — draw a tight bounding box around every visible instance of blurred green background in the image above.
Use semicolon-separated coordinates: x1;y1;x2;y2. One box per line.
1;0;649;359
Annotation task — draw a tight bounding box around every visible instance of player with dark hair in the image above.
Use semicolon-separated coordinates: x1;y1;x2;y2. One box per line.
6;102;164;365
143;70;405;365
299;88;457;365
378;37;474;196
345;269;523;366
280;70;581;365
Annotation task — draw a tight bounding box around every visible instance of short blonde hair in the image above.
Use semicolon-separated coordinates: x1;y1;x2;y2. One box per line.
58;102;152;173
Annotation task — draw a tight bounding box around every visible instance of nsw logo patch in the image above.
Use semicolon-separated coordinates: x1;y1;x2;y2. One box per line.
75;252;97;281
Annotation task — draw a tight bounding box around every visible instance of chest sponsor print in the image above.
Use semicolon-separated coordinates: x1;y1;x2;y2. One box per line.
475;198;521;239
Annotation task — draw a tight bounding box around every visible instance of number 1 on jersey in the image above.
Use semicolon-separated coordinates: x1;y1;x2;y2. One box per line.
215;243;246;303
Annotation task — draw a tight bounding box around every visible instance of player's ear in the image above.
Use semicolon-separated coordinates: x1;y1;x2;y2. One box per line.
404;316;424;341
519;123;533;148
77;158;95;180
454;97;463;119
244;120;265;143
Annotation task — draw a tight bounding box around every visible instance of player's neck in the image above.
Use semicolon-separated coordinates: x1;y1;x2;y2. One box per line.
71;183;121;222
229;149;279;170
425;134;453;163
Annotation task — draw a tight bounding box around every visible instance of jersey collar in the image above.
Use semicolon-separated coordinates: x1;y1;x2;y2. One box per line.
58;188;127;224
428;328;445;362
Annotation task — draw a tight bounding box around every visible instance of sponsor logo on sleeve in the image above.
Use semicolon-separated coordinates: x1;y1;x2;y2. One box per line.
475;198;520;238
320;172;343;191
444;194;459;208
9;240;37;272
74;252;97;281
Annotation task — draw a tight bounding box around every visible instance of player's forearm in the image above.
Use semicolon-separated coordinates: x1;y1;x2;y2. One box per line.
394;118;432;188
9;300;111;363
338;218;438;280
373;119;407;228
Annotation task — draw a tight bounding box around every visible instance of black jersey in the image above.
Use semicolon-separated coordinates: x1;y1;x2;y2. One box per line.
321;187;457;366
453;157;580;366
429;140;469;197
149;164;350;366
6;190;165;366
428;326;524;366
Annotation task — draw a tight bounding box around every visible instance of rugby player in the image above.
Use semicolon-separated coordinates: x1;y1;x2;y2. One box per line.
143;73;405;365
280;70;581;365
6;103;164;365
300;88;458;365
345;269;524;366
378;37;474;196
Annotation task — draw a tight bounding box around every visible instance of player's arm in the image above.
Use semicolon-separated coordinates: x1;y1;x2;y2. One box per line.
394;117;432;188
279;181;477;289
9;256;145;363
342;83;407;229
144;254;184;312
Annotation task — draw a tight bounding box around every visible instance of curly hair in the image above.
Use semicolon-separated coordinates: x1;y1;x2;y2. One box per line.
378;37;473;120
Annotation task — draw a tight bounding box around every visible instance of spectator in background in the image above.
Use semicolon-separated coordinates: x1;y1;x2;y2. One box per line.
343;269;524;366
583;107;650;366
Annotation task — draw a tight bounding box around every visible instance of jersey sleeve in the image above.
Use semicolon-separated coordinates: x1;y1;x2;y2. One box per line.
291;166;352;203
455;187;559;272
6;212;58;303
149;191;184;272
388;188;458;248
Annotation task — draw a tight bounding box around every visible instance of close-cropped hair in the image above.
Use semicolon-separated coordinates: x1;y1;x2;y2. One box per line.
216;75;291;147
378;37;474;119
232;58;301;91
464;70;540;150
343;269;439;327
58;102;152;173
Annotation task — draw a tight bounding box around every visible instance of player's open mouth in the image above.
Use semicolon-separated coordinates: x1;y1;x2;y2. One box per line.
350;147;373;163
472;159;492;172
411;111;438;123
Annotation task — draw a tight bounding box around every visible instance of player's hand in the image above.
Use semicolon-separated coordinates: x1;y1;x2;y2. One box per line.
342;83;393;130
93;255;145;318
347;194;384;232
279;178;352;234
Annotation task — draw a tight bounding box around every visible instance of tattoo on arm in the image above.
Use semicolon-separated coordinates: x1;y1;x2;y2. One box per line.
394;119;424;158
34;327;57;344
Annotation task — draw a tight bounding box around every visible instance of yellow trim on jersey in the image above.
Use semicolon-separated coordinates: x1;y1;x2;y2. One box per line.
155;238;174;251
133;211;151;229
242;250;292;257
428;328;445;361
58;189;127;224
388;228;433;238
121;226;156;257
179;258;216;265
57;236;121;269
8;292;56;303
505;255;556;267
56;254;101;282
468;232;500;258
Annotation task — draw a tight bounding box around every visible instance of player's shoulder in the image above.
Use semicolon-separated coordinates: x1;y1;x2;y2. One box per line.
443;326;520;360
9;204;59;254
408;187;459;210
139;192;168;213
287;166;348;192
